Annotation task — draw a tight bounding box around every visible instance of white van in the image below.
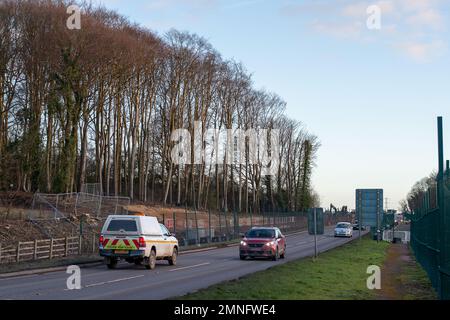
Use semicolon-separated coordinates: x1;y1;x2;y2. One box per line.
99;215;178;270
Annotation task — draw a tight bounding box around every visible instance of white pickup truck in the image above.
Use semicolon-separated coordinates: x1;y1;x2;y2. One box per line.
99;215;178;270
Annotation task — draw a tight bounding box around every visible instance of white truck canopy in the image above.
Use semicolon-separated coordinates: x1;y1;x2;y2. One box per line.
102;215;163;236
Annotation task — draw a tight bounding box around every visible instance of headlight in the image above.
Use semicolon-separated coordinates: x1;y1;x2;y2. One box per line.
240;241;247;246
265;241;276;246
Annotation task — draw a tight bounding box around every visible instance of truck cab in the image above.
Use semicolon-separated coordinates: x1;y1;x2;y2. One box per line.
99;215;178;270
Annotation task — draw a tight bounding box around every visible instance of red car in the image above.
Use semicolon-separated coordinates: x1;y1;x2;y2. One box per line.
240;227;286;261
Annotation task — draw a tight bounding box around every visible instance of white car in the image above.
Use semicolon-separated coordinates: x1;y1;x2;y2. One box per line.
99;215;178;270
334;222;353;238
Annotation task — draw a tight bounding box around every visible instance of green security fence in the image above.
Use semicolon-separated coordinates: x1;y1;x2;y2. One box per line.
410;117;450;300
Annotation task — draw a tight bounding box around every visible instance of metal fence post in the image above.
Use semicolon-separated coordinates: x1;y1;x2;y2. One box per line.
219;210;222;236
446;160;450;178
65;237;69;257
34;240;38;260
49;239;54;259
78;235;82;255
0;243;2;263
437;116;445;299
234;211;238;238
173;212;176;235
74;193;79;217
195;209;200;245
208;210;212;242
224;210;228;240
55;194;59;213
79;214;84;236
17;242;21;262
97;193;103;217
185;209;188;245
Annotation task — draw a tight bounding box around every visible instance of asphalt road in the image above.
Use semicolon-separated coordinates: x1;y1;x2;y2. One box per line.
0;227;367;300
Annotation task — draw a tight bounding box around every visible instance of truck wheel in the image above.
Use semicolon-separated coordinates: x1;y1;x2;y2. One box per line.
240;255;246;260
106;257;118;269
168;248;178;266
145;249;156;270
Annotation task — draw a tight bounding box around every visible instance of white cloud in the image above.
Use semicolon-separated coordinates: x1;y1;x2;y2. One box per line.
398;0;442;12
406;9;445;30
342;1;395;18
281;0;448;62
397;40;447;62
342;2;368;18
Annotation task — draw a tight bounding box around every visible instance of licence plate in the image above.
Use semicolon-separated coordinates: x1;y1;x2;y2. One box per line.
115;250;129;255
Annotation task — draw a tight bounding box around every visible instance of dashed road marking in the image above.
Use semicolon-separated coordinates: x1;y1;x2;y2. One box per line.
169;262;210;272
64;275;145;290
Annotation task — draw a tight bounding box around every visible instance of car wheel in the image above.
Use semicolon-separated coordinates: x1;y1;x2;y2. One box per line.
106;257;118;269
240;255;246;260
145;249;156;270
272;248;279;261
134;259;142;265
280;246;286;259
168;247;178;266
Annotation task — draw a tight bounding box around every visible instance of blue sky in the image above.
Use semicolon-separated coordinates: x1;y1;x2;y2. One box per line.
92;0;450;210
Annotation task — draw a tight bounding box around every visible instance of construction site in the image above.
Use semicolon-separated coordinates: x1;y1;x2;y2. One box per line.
0;184;352;265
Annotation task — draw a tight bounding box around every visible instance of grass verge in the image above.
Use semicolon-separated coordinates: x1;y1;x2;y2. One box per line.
397;250;437;300
181;235;390;300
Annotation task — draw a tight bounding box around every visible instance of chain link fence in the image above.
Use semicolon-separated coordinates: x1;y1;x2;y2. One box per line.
158;210;352;247
30;192;130;220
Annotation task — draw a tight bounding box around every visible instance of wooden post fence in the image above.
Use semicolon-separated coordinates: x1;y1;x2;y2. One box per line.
0;235;94;265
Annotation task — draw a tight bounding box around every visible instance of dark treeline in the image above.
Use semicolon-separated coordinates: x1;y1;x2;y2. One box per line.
0;0;320;213
400;172;437;212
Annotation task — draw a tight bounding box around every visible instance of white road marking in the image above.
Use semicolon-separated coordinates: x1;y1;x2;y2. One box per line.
64;275;145;290
169;262;210;272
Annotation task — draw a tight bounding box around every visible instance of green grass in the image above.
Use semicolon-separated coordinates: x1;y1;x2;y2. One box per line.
181;236;390;300
398;251;437;300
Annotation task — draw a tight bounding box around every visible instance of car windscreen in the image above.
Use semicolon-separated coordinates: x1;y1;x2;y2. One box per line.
336;223;349;228
106;219;138;232
246;229;275;238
